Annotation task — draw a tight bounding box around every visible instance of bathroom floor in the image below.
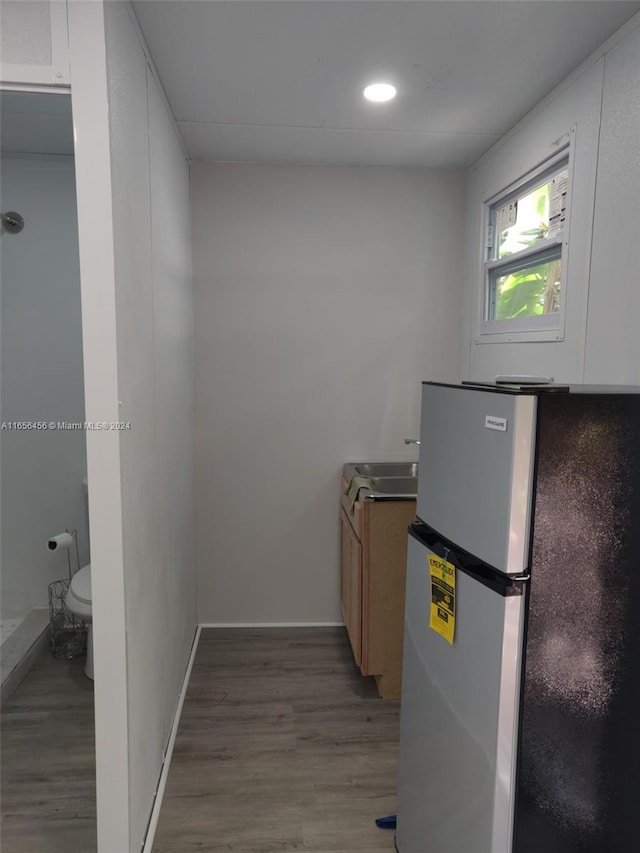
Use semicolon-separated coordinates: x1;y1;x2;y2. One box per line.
0;647;96;853
152;626;399;852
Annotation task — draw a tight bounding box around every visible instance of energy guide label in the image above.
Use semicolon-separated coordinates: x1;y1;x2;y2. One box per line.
428;555;456;645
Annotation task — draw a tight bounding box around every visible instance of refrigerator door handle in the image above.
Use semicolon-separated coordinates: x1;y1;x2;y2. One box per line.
409;521;528;596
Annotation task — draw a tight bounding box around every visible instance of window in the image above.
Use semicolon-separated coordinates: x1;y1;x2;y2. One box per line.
479;149;570;341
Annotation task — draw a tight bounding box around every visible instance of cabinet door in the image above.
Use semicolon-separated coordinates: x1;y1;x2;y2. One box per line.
340;510;363;667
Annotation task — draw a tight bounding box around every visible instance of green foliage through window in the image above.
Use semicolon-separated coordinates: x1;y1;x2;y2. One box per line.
494;257;561;320
498;182;550;260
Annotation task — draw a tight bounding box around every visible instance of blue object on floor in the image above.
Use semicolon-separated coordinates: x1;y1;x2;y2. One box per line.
375;814;397;829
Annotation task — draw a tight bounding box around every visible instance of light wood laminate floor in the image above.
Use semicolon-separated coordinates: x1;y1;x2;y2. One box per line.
153;627;400;853
1;649;96;853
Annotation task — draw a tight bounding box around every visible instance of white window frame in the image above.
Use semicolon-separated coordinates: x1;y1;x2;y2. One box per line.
476;132;575;344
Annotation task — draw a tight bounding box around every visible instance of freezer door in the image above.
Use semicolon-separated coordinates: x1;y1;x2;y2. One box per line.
418;383;536;574
396;533;525;853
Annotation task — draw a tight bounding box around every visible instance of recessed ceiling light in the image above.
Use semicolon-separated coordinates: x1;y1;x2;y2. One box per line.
363;82;397;103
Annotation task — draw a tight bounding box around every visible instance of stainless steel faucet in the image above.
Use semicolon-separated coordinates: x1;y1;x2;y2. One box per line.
404;438;421;446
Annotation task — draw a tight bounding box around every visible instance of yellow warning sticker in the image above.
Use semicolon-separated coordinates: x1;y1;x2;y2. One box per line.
428;555;456;645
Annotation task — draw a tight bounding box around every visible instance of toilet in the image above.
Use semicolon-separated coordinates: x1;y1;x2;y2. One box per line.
64;564;93;680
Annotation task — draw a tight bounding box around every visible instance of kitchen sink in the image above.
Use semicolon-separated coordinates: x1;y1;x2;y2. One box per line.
354;462;419;478
370;476;418;495
344;461;418;500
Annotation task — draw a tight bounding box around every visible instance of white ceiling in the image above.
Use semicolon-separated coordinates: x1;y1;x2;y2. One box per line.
132;0;640;167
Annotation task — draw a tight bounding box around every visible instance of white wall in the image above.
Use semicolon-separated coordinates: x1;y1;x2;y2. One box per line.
584;22;640;382
460;15;640;385
192;163;465;624
105;4;196;846
68;1;196;850
1;152;88;622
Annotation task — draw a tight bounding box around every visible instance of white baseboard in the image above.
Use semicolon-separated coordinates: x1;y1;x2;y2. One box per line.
198;622;345;628
141;624;201;853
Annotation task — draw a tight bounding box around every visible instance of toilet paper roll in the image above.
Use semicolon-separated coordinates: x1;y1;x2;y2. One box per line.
47;532;74;551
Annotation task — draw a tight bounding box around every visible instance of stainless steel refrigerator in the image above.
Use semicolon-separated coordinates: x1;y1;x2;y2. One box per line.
396;381;640;853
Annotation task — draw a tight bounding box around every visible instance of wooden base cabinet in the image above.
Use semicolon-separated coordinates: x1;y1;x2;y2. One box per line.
339;491;416;699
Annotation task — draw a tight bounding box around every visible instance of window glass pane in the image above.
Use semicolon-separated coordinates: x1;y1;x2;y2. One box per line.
496;180;551;259
492;257;562;320
482;153;569;338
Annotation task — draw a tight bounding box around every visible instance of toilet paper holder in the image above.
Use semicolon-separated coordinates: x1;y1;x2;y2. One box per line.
47;529;86;661
47;529;80;580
